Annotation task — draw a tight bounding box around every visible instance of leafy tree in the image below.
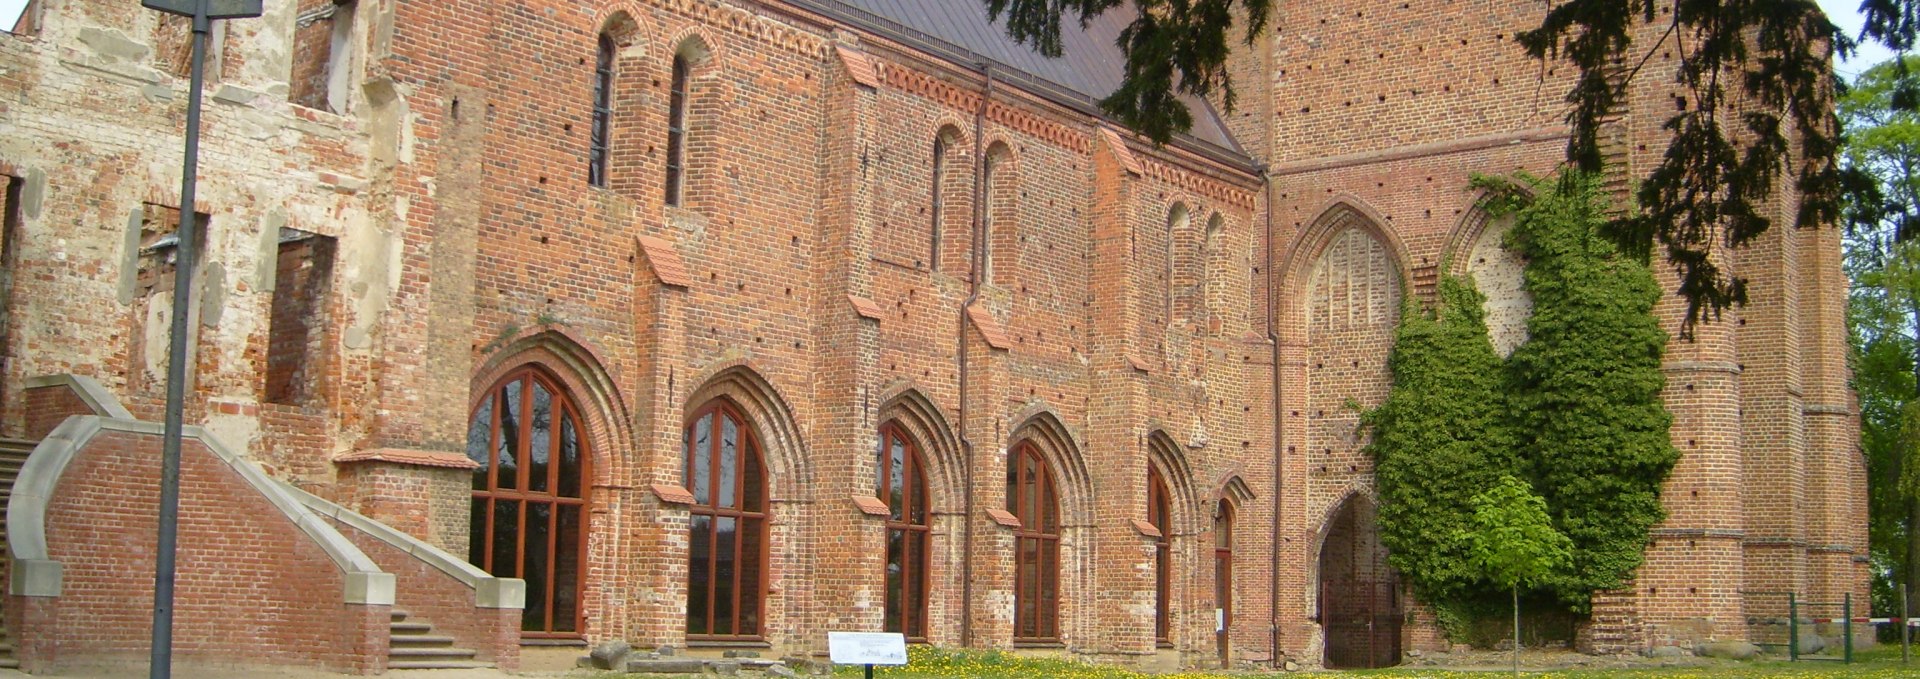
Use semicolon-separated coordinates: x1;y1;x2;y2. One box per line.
1463;475;1574;675
1364;276;1520;628
1839;54;1920;620
1483;172;1678;608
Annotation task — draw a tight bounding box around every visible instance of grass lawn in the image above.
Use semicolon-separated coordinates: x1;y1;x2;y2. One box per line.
806;644;1920;678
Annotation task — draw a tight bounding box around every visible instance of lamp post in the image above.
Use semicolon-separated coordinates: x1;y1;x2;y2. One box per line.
137;2;261;678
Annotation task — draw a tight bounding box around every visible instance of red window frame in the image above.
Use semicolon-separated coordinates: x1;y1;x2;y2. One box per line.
1148;465;1173;645
1008;442;1060;642
684;400;769;640
467;367;591;638
878;423;931;641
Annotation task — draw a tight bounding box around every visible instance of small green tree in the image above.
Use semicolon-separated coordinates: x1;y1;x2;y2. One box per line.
1365;276;1519;630
1465;475;1573;675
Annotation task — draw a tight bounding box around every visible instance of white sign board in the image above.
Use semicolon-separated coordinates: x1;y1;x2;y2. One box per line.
827;631;908;666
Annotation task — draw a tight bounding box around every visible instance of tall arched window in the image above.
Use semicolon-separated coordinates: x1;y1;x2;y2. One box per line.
930;134;947;271
665;53;691;206
588;33;615;187
1148;465;1173;644
467;367;590;637
878;423;931;640
685;400;769;639
1007;442;1060;642
1214;502;1234;664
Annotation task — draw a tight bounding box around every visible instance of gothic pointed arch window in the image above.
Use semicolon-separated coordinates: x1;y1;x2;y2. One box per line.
685;399;768;639
1008;441;1060;642
588;32;615;187
467;367;590;637
878;422;931;640
1148;464;1173;644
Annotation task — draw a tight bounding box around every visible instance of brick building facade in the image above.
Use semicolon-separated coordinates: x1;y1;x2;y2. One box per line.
0;0;1867;673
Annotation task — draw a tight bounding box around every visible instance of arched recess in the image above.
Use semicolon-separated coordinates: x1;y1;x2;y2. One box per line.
982;141;1017;287
681;363;809;500
1202;212;1229;333
1163;203;1191;326
929;124;972;274
875;385;965;643
664;30;721;210
1005;407;1095;645
471;328;631;490
1275;200;1412;346
596;7;654;198
1443;200;1531;358
1315;491;1400;669
466;364;592;638
1146;431;1205;649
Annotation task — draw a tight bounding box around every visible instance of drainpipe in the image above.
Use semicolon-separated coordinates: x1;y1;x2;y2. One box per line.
1264;167;1282;667
958;63;993;649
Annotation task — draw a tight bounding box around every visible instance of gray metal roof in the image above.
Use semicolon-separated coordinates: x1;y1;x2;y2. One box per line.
791;0;1249;159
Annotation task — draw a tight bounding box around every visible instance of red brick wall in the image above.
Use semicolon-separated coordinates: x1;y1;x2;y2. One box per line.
25;429;383;673
328;516;519;670
21;384;92;440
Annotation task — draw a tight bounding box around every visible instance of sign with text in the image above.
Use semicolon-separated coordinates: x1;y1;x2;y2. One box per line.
827;631;908;666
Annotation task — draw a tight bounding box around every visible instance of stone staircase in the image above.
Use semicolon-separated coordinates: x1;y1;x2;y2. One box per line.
1;437;36;670
388;609;488;670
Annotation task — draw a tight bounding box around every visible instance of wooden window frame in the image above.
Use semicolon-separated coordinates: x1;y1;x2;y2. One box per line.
878;422;931;641
467;367;592;638
1214;502;1234;664
1149;465;1173;645
684;399;770;641
588;33;616;187
1007;442;1060;643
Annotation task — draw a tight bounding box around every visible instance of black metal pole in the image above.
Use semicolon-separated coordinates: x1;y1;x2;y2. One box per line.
150;3;212;678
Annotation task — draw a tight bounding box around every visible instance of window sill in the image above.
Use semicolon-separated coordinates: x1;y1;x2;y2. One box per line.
1012;640;1064;649
522;638;588;647
687;638;772;649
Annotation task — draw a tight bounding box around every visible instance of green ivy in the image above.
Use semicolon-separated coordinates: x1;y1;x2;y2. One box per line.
1364;277;1518;614
1495;172;1676;608
1368;171;1677;632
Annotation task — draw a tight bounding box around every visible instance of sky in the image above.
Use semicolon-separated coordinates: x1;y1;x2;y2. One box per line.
0;1;1897;71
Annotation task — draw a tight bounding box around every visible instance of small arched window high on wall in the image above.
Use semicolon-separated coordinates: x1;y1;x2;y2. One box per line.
1148;465;1173;645
665;52;691;206
588;33;615;187
685;400;769;639
1166;203;1189;324
878;423;931;640
1214;502;1234;664
1007;442;1060;642
467;367;590;637
930;134;947;271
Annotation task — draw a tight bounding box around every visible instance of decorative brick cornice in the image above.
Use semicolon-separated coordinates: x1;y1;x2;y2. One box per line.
651;0;830;58
333;448;478;470
872;62;1090;153
1138;154;1258;210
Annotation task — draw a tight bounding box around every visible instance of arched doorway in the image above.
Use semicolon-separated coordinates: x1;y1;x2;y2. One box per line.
466;367;590;637
878;422;931;640
684;399;769;640
1008;441;1060;642
1318;495;1400;669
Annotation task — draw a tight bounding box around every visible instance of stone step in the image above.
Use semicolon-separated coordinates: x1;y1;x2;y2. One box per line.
389;646;478;659
389;621;433;634
390;609;411;621
0;658;16;670
390;635;457;648
388;659;493;670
